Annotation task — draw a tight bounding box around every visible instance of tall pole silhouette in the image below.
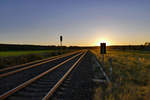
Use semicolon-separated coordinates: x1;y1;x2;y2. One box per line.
60;35;63;54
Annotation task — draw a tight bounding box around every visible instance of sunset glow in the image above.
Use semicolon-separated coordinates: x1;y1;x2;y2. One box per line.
0;1;150;46
93;39;111;46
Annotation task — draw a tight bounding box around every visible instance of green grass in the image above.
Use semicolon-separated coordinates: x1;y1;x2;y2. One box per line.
0;50;55;57
91;48;150;100
0;49;74;69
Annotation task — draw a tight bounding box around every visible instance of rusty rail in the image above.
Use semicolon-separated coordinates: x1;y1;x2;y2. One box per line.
0;51;84;100
42;51;87;100
0;50;81;78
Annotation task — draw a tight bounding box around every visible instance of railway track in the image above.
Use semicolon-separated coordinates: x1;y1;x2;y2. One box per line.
0;50;81;77
0;50;87;100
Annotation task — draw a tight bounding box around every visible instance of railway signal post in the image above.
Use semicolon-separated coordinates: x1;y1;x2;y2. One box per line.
60;35;63;47
100;43;106;65
100;43;113;80
60;35;63;54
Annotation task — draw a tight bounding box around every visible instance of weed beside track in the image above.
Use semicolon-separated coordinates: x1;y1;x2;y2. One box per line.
91;48;150;100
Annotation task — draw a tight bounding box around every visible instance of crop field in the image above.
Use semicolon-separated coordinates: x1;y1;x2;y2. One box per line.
0;50;55;57
91;48;150;100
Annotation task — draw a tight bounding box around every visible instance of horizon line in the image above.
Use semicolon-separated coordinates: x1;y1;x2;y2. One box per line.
0;43;147;47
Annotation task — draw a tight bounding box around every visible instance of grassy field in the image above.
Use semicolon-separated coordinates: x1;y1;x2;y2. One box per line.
0;49;74;69
0;50;55;57
91;48;150;100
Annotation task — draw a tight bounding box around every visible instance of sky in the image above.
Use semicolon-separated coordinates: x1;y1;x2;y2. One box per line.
0;0;150;46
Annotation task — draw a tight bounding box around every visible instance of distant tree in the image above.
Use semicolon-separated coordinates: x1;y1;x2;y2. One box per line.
144;42;150;46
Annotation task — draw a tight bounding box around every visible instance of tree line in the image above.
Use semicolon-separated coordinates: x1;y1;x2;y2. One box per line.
0;44;82;51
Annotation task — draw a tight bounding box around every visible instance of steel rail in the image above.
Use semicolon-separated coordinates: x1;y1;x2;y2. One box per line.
42;50;87;100
0;52;83;100
0;50;80;73
0;50;81;78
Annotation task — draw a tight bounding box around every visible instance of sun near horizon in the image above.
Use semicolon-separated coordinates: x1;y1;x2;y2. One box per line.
93;39;111;46
0;1;150;47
